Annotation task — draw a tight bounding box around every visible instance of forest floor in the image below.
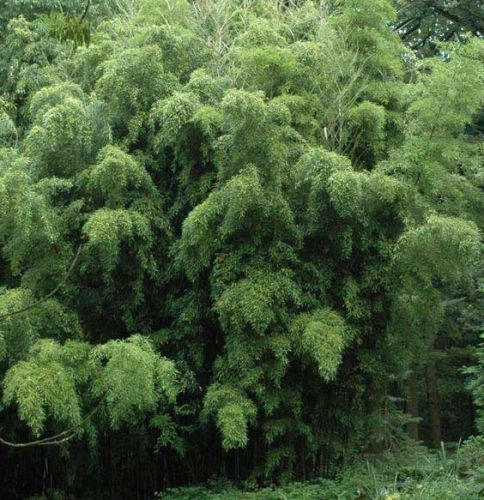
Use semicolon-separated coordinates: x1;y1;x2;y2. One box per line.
158;439;484;499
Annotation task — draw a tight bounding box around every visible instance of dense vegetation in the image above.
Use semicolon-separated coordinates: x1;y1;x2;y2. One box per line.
0;0;482;498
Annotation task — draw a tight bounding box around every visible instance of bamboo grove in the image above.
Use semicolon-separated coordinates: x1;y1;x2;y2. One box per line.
0;0;482;497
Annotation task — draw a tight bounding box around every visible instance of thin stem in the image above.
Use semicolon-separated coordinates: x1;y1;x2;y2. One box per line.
80;0;91;22
0;394;106;448
0;243;83;323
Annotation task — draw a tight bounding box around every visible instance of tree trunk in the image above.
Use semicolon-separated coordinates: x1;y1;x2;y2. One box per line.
426;361;442;447
406;363;419;440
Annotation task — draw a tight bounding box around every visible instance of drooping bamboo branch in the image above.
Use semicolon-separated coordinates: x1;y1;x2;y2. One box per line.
0;393;106;448
0;243;83;323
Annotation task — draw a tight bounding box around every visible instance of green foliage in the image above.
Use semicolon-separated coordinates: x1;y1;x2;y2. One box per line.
0;16;64;104
3;339;86;436
203;383;257;449
82;208;154;282
3;335;179;436
90;335;179;428
395;215;480;287
0;0;482;497
0;111;17;146
216;270;300;337
96;45;174;142
465;335;484;433
35;11;90;48
0;289;82;363
80;145;157;208
290;308;348;381
347;100;386;167
158;441;484;499
25;91;110;178
0;168;60;274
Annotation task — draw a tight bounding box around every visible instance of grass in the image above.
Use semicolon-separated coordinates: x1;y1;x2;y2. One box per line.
158;437;484;499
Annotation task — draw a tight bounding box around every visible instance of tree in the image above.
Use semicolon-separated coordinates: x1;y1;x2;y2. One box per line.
0;0;482;497
394;0;484;54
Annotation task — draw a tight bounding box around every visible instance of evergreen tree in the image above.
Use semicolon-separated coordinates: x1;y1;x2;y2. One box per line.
0;0;481;497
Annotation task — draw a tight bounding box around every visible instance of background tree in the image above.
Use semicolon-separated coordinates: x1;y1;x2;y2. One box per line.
394;0;484;54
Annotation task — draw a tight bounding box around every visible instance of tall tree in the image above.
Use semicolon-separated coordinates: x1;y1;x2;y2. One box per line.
0;0;482;497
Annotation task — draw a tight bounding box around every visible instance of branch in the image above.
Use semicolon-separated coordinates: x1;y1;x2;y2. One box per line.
401;21;423;41
442;297;466;307
442;29;456;42
0;394;106;448
411;32;433;50
431;4;463;25
0;244;83;323
393;16;420;32
396;0;425;14
80;0;91;22
0;433;77;447
431;3;482;34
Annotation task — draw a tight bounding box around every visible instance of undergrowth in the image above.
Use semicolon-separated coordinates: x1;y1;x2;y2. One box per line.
157;438;484;499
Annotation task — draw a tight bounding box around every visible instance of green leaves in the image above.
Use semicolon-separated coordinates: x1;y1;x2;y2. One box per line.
328;170;366;219
407;40;484;142
0;169;60;274
151;91;201;149
216;89;294;183
347;101;386;167
80;146;157;208
91;335;179;429
0;111;17;147
35;11;90;48
177;165;296;280
0;289;82;363
3;339;84;437
215;270;300;337
83;208;154;282
175;189;223;280
3;335;179;437
25;92;110;179
464;334;484;433
232;45;296;98
203;383;256;449
96;45;172;142
0;0;482;489
291;308;348;381
395;215;481;287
